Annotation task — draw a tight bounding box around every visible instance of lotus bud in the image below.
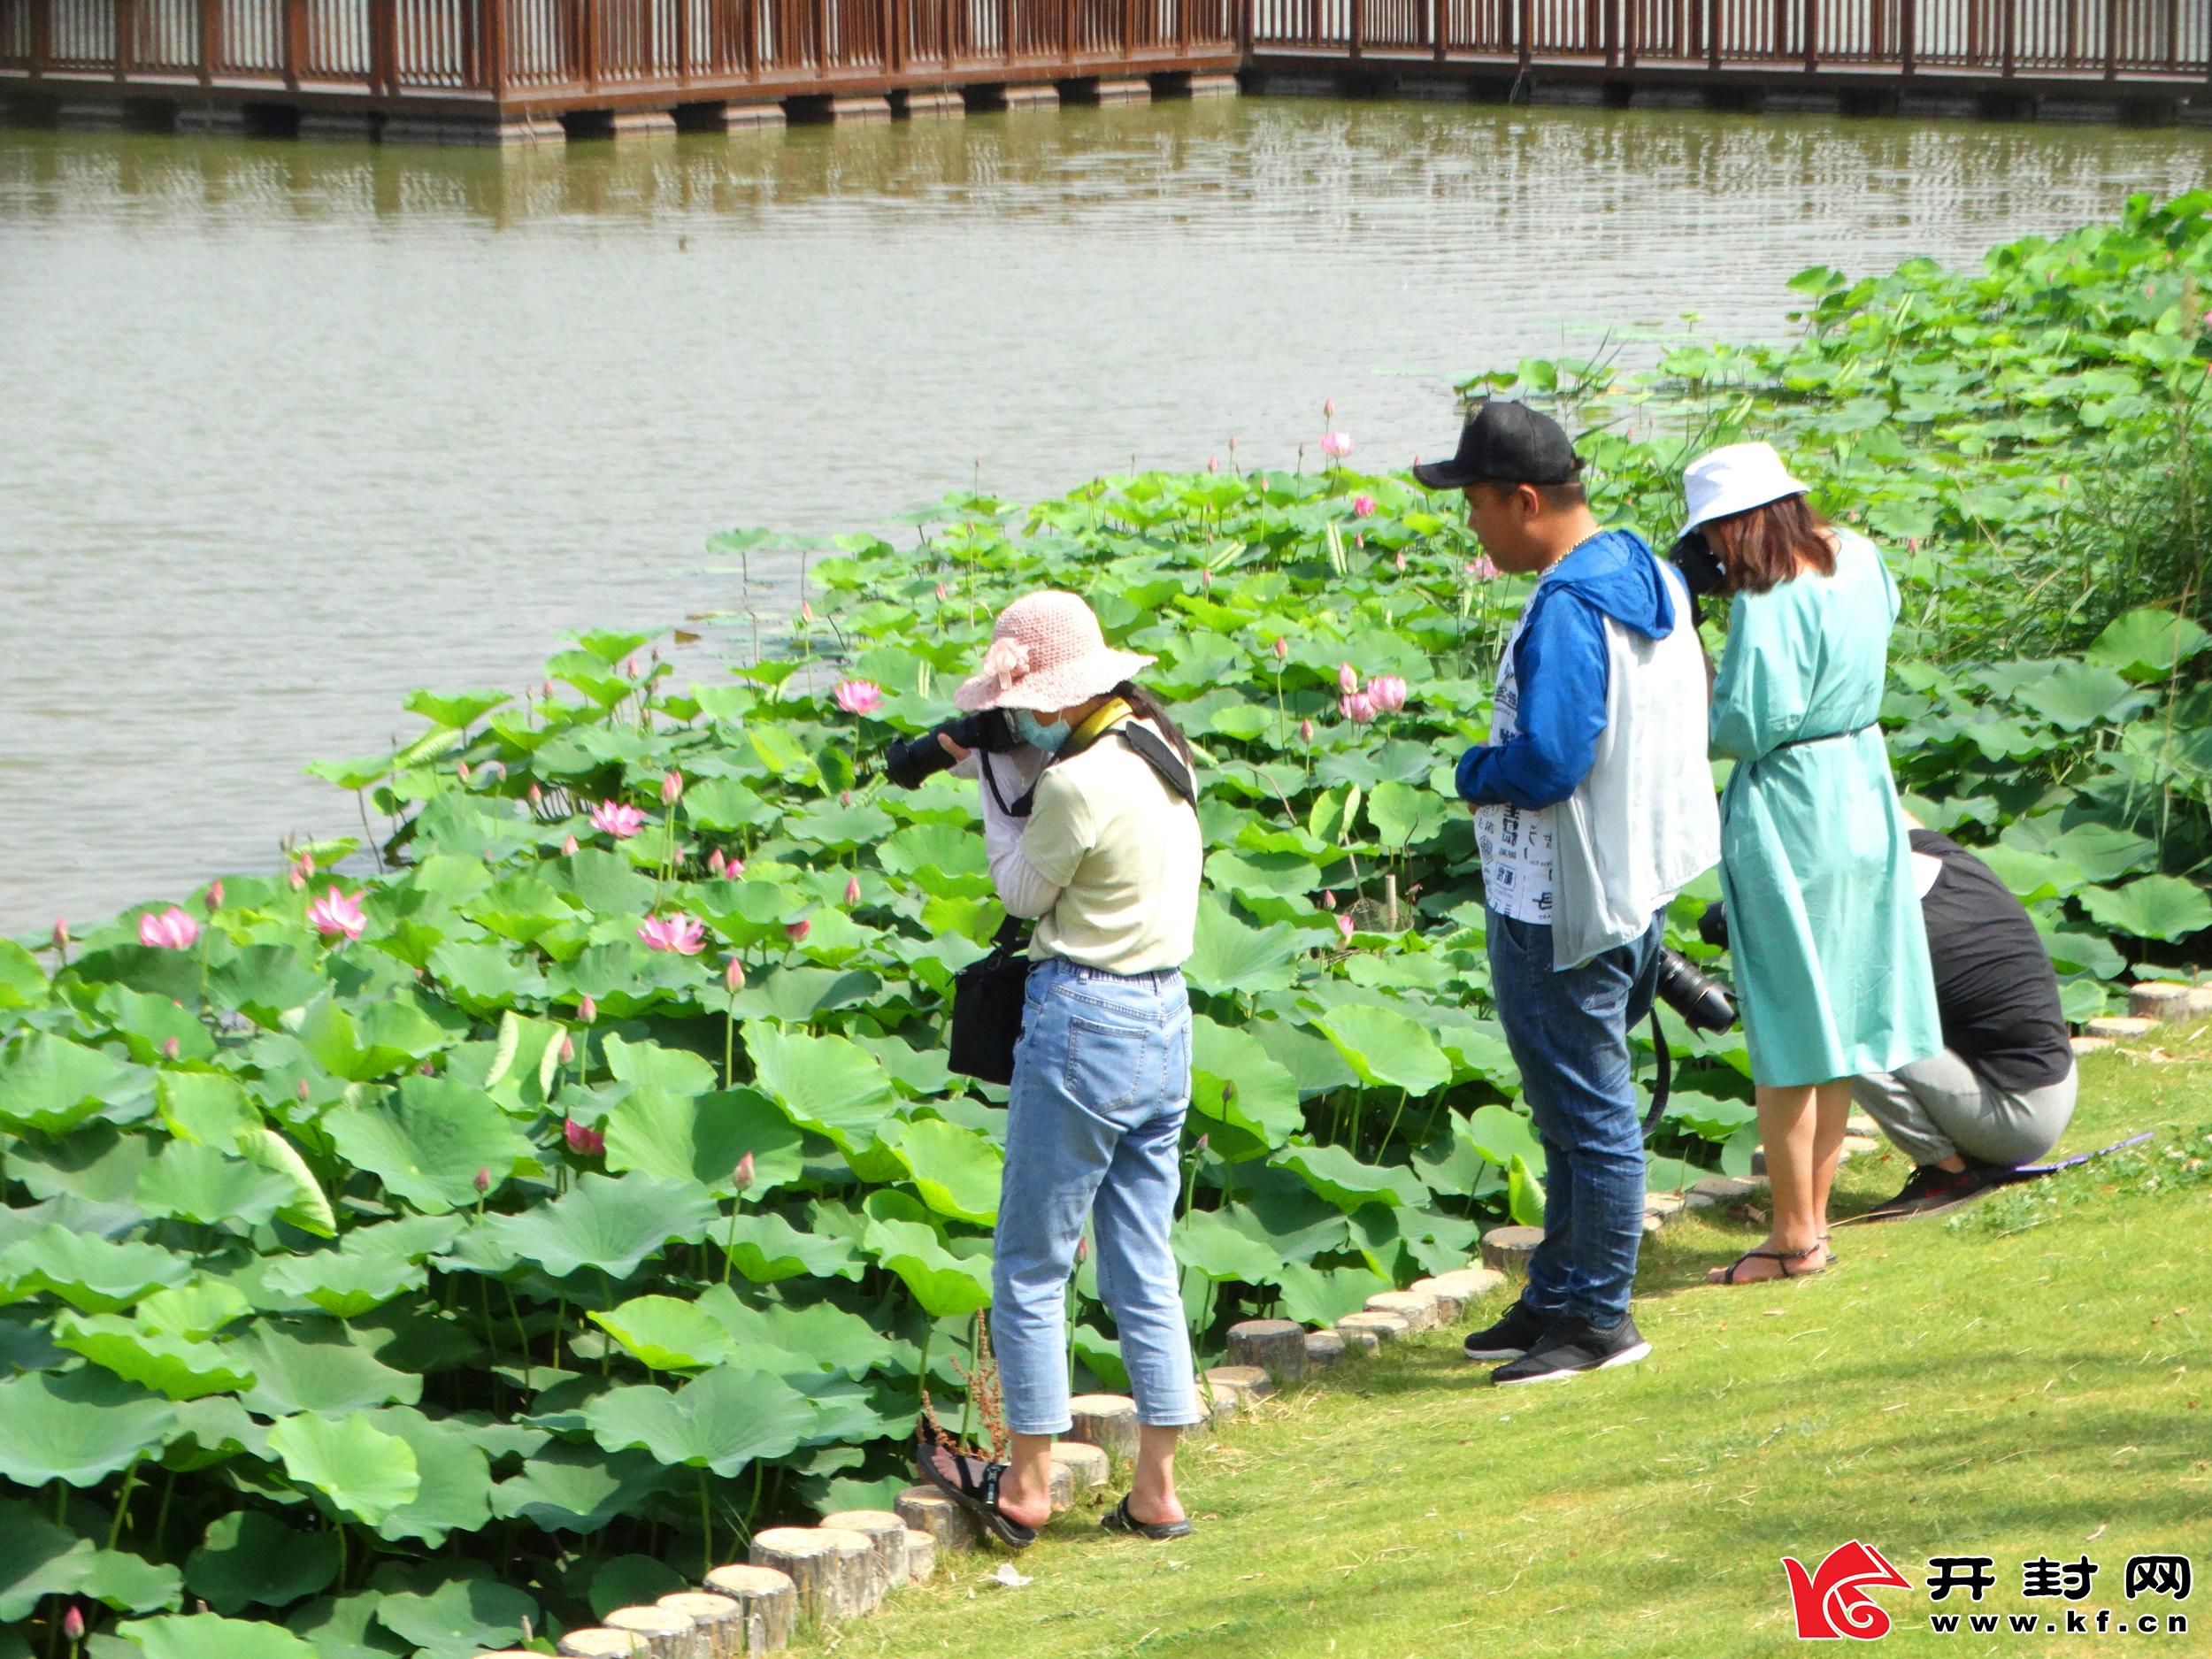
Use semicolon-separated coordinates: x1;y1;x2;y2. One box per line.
63;1606;84;1642
577;995;597;1025
1323;397;1335;419
661;769;684;805
459;759;474;784
1207;456;1218;473
726;958;745;995
625;655;641;678
562;834;580;856
50;918;67;951
935;582;949;602
786;918;810;943
528;782;543;807
1354;494;1377;517
729;857;746;878
1320;890;1336;910
541;679;555;700
1195;1133;1209;1154
1394;549;1407;572
734;1151;756;1189
840;791;853;808
558;1033;575;1064
1355;533;1364;550
474;1167;491;1194
1301;718;1315;744
709;848;726;878
1337;913;1355;941
1273;636;1289;662
563;1117;603;1156
290;865;307;891
162;1036;180;1060
1338;662;1358;695
419;1060;434;1075
1075;1235;1089;1263
1222;1081;1237;1103
207;879;224;911
845;876;862;906
296;1079;311;1102
1201;569;1213;589
802;601;816;624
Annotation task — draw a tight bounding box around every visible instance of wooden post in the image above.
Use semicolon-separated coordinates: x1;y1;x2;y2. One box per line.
675;0;691;81
485;0;508;96
2001;0;2016;76
1622;0;1635;69
282;0;303;88
373;0;398;93
1432;0;1446;59
1348;0;1362;58
114;0;132;79
199;0;218;83
1900;0;1914;73
2102;0;2116;79
1602;0;1617;66
1517;0;1530;69
28;0;49;80
1799;0;1812;67
1705;0;1718;69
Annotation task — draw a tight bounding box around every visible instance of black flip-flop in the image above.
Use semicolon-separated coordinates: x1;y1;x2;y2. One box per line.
1711;1245;1827;1285
1099;1494;1193;1540
914;1439;1037;1550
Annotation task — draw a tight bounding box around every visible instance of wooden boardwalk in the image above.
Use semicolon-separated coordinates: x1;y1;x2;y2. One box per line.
0;0;2203;140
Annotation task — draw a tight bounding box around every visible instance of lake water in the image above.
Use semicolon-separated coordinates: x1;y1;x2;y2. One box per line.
3;97;2209;933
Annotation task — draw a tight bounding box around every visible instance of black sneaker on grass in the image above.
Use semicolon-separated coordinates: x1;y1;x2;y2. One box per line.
1861;1161;2003;1223
1492;1314;1650;1386
1463;1299;1551;1362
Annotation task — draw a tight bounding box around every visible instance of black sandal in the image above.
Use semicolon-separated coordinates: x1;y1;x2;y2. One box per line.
914;1439;1038;1549
1100;1494;1194;1541
1712;1245;1827;1286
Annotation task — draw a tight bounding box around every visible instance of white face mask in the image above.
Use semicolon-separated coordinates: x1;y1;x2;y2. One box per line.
1010;709;1072;753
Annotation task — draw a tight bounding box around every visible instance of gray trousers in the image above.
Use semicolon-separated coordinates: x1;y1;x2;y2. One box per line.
1851;1049;2078;1169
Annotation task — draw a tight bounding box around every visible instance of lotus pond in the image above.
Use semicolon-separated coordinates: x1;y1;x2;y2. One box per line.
4;193;2212;1659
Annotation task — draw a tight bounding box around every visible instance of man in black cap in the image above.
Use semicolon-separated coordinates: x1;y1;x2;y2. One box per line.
1413;402;1720;1384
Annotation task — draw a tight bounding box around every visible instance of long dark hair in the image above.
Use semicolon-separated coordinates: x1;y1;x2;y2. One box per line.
1708;494;1837;596
1113;681;1194;770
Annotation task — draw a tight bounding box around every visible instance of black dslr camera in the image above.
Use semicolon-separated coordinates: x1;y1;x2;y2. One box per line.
1655;946;1736;1033
883;709;1018;791
1668;527;1726;626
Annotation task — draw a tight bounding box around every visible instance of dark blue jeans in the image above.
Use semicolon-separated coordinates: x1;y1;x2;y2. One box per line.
1486;909;1663;1328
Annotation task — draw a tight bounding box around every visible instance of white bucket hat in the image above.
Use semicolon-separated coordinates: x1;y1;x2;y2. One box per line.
1680;442;1810;534
954;590;1156;713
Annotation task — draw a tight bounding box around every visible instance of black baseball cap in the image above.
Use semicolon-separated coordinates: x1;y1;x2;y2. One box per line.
1410;401;1583;490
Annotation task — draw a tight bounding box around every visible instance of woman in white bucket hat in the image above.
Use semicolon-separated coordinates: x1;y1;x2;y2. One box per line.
1684;444;1941;1286
916;590;1207;1546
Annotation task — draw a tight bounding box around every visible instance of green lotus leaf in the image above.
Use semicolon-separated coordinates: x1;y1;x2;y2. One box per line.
1976;845;2086;902
373;1575;537;1659
1271;1143;1426;1213
93;986;216;1066
118;1613;321;1659
12;1122;154;1206
2079;873;2212;941
695;1284;895;1379
2008;661;2147;730
164;1395;268;1471
861;1204;993;1317
1217;1180;1350;1263
425;941;549;1016
154;1071;259;1148
1271;1261;1392;1326
1408;1114;1492;1199
588;1294;737;1371
731;964;885;1024
0;1225;191;1314
547;848;657;917
852;1033;961;1099
403;687;510;729
234;1129;337;1239
717;1210;865;1283
747;1025;899;1171
0;1495;96;1621
588;1555;691;1622
479;1171;718;1280
1507;1153;1547;1228
1185;898;1305;995
1365;779;1455;850
1663;1090;1759;1142
183;1510;341;1615
134;1141;298;1228
0;1367;177;1486
877;822;988;882
890;1117;1002;1225
206;947;326;1030
582;1364;818;1478
54;1313;256;1401
1316;1005;1453;1097
544;941;702;1018
490;1442;674;1535
1463;1103;1547;1177
2086;606;2210;681
293;994;452;1082
0;1032;142;1134
603;1083;807;1196
323;1076;540;1214
265;1411;420;1527
682;775;772;833
261;1250;426;1319
361;1408;495;1548
1172;1210;1282;1285
234;1323;424;1417
1189;1015;1305;1149
600;1031;719;1097
339;1215;468;1265
76;1547;184;1616
2042;821;2160;884
0;939;50;1010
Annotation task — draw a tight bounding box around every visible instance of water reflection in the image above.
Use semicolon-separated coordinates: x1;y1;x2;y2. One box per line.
2;99;2208;930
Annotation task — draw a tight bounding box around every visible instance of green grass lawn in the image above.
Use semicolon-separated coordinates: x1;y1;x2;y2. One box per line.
836;1051;2211;1658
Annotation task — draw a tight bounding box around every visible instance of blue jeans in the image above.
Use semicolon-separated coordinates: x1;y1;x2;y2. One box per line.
1486;909;1662;1328
992;956;1202;1435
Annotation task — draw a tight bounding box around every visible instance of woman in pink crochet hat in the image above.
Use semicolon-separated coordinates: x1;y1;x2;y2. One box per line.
916;590;1207;1547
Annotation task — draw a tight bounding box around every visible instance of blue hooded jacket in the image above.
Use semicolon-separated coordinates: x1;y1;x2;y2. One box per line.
1456;529;1681;810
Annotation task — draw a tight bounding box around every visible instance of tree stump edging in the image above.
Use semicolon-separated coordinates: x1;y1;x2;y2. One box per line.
701;1563;798;1654
657;1593;743;1659
895;1485;982;1555
1225;1317;1310;1384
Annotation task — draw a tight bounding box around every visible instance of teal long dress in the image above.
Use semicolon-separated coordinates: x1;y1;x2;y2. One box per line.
1711;529;1941;1088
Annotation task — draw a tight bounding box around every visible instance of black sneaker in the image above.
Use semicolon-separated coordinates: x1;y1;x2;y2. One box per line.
1491;1314;1650;1386
1463;1299;1550;1362
1860;1161;2002;1223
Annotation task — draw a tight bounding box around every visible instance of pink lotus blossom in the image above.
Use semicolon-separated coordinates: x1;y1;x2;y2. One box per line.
473;1166;491;1194
661;769;684;805
50;918;67;951
1338;663;1359;695
1340;692;1376;725
801;601;816;624
1273;636;1290;662
839;790;853;808
1336;913;1356;941
1369;674;1408;714
62;1606;84;1643
786;918;811;944
935;582;949;602
1300;718;1315;744
558;1033;576;1064
1207;456;1218;473
590;801;647;840
834;680;885;717
734;1151;756;1189
457;761;472;784
1353;494;1377;517
528;782;543;807
1469;555;1501;582
206;879;224;911
139;908;201;950
1075;1235;1090;1263
1320;890;1337;910
297;1079;311;1102
638;913;706;956
577;995;598;1025
1201;570;1214;589
162;1036;180;1060
307;888;367;941
726;958;745;995
1323;397;1335;419
708;848;726;878
727;856;746;878
564;1117;604;1157
624;655;641;679
562;834;580;856
1394;549;1407;572
1319;432;1355;459
845;875;862;906
541;679;556;700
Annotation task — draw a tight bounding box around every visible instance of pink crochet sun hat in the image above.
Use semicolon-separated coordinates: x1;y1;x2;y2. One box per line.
954;591;1156;713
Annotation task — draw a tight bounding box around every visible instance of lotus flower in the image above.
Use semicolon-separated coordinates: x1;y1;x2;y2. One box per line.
1201;569;1214;589
660;769;684;805
1320;890;1337;910
558;1033;575;1064
528;782;543;807
1075;1235;1089;1263
734;1151;756;1189
577;995;598;1025
727;856;746;878
802;601;816;624
1337;913;1356;941
562;834;580;856
1319;432;1354;459
308;888;367;941
473;1167;491;1194
590;801;647;840
845;875;862;906
206;879;224;911
1394;549;1407;572
1340;692;1376;725
63;1606;84;1643
1353;494;1376;517
297;1079;311;1102
1273;636;1290;662
541;679;556;700
833;680;884;717
935;582;949;602
726;958;745;995
839;790;853;808
139;908;201;950
625;654;641;678
1300;718;1315;744
786;918;811;944
1207;456;1218;473
1469;555;1500;582
1338;663;1359;695
1369;674;1408;714
638;913;706;956
50;918;66;951
162;1036;180;1060
564;1117;604;1157
708;848;726;878
1323;397;1335;419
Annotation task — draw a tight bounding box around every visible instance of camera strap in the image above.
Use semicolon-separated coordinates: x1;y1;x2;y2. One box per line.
997;705;1194;818
1643;1010;1671;1139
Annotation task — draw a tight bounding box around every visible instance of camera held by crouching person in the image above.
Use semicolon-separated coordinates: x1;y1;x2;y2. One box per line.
882;709;1018;790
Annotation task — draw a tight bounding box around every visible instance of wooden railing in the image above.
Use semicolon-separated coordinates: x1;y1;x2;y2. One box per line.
1247;0;2210;77
0;0;1243;101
